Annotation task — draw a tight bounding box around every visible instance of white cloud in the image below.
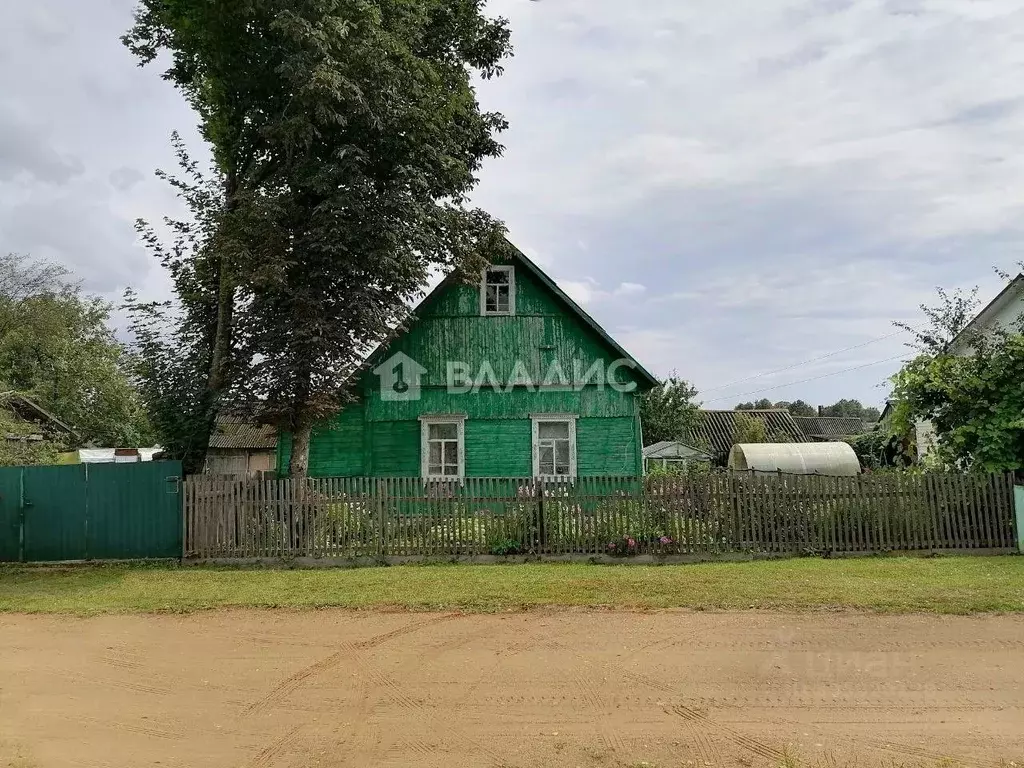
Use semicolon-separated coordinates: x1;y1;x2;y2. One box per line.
559;277;647;305
3;0;1024;407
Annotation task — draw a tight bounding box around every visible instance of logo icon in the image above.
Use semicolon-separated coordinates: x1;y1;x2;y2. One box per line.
373;352;428;401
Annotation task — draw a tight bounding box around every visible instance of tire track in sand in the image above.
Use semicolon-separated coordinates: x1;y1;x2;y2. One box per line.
242;614;459;716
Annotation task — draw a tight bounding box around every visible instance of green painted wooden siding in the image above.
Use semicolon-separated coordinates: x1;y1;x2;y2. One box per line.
377;262;643;392
282;413;639;479
282;252;647;479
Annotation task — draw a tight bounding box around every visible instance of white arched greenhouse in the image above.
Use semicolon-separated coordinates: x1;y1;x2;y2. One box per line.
727;442;861;476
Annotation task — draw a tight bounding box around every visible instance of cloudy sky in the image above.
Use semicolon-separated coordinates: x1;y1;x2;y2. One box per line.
3;0;1023;409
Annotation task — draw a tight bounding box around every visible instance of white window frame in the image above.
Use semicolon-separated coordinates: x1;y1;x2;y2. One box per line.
419;415;466;480
480;265;515;316
531;414;577;481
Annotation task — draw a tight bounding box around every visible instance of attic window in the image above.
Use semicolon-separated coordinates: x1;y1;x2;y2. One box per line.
481;265;515;316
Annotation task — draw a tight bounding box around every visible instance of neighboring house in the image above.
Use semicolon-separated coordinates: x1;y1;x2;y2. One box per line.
0;392;78;445
687;409;805;464
915;273;1024;459
792;416;867;441
277;242;658;479
947;273;1024;356
643;440;714;472
206;415;277;476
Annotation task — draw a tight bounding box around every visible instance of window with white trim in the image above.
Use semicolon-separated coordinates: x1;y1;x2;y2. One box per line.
420;416;465;479
531;415;577;479
481;265;515;316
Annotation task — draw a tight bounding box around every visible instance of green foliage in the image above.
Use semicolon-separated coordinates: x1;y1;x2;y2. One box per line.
736;397;879;421
891;334;1024;471
774;399;817;417
735;398;776;411
889;273;1024;472
844;431;887;470
820;398;878;421
0;409;65;466
640;372;700;445
734;413;767;443
0;253;152;448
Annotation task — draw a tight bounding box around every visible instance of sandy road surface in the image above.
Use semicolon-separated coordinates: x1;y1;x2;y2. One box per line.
1;610;1022;767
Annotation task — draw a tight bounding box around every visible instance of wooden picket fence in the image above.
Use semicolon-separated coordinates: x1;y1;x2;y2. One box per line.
183;472;1020;560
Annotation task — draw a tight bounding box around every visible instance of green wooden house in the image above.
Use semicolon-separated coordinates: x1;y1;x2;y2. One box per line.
277;243;658;480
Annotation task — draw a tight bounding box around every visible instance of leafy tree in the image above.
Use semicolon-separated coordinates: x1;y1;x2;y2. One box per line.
736;398;817;417
124;0;512;477
820;399;866;419
641;373;700;446
124;139;232;474
732;413;795;445
0;253;152;447
894;287;980;353
774;399;817;417
889;274;1024;471
736;398;775;410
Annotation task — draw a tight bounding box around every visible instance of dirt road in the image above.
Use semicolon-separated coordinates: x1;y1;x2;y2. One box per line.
1;610;1021;767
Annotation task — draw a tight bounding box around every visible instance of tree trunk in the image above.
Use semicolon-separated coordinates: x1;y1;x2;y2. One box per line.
192;172;239;476
289;420;313;480
206;171;239;399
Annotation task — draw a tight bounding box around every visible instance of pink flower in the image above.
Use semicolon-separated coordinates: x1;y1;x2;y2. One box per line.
659;536;672;545
627;537;636;548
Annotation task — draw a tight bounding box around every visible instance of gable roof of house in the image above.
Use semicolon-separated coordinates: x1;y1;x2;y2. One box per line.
0;392;77;438
208;415;277;450
361;238;660;390
949;273;1024;352
688;409;805;457
792;416;867;439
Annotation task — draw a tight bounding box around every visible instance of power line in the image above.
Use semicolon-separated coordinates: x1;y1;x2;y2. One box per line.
703;353;910;404
701;325;918;396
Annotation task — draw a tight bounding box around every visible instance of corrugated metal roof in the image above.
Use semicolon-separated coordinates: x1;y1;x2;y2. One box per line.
209;415;277;450
792;416;867;439
688;410;805;457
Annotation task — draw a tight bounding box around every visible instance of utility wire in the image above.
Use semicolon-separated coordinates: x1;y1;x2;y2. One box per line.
701;325;918;395
703;353;910;404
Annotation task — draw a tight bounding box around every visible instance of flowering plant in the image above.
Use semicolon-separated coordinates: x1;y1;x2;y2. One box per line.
606;535;639;557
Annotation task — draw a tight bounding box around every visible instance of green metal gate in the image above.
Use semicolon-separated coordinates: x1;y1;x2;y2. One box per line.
0;461;182;562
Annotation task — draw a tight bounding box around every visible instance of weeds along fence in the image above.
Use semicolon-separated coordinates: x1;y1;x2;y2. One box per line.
184;472;1019;560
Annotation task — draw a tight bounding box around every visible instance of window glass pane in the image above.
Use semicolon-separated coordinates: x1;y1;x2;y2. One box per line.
538;421;570;439
428;463;443;476
485;285;499;312
443;441;458;464
555;440;570;470
494;289;509;312
443;463;458;476
539;445;555;475
428;442;442;464
429;423;458;440
487;269;510;286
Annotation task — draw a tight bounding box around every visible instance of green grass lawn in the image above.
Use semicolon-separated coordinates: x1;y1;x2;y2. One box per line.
0;556;1022;615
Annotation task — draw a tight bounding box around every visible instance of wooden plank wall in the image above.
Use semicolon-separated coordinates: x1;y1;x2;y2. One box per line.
183;472;1019;559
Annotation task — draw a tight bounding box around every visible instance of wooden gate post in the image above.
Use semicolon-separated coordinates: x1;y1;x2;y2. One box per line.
1014;484;1024;554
